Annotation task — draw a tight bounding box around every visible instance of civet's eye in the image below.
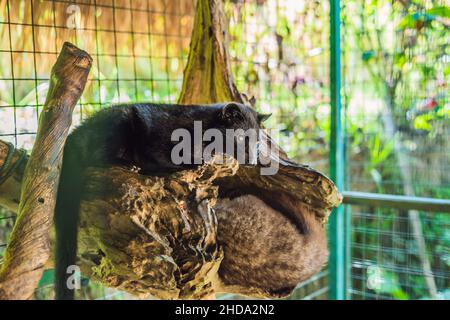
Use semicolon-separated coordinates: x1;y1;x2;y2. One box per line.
237;134;244;142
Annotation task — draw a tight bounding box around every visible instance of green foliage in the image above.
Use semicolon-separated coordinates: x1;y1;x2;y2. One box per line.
343;0;449;300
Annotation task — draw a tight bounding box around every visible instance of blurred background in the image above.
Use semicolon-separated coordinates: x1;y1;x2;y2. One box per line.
0;0;449;300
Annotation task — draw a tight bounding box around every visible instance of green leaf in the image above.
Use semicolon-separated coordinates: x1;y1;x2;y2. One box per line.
444;64;450;77
413;114;433;131
427;6;450;18
378;140;394;163
394;52;406;69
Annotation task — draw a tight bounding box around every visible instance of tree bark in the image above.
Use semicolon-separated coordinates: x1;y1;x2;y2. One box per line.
178;0;244;105
0;141;28;213
0;42;92;300
77;158;238;300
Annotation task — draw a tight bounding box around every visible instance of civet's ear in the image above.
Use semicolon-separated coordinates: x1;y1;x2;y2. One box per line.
221;102;244;122
257;113;272;123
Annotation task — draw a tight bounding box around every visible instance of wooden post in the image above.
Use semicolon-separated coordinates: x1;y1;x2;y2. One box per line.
0;42;92;300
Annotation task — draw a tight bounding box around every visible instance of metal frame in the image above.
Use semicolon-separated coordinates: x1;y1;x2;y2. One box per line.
342;191;450;213
328;0;347;300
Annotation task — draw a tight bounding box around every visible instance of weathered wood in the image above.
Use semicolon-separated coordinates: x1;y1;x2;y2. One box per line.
77;157;238;299
217;162;342;217
0;42;92;300
178;0;244;105
74;157;338;299
0;141;28;213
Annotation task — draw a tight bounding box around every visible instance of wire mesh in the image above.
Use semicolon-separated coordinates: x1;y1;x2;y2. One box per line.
0;0;329;300
0;0;193;150
342;0;450;299
349;205;450;299
227;0;331;174
342;0;450;198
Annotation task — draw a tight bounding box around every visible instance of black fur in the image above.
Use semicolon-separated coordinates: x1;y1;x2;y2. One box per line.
54;102;263;300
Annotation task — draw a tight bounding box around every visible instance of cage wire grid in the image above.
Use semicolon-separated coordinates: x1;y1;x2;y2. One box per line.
341;0;449;300
0;0;332;300
0;0;448;300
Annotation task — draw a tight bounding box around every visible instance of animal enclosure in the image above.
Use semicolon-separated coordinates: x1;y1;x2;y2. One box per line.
0;0;449;300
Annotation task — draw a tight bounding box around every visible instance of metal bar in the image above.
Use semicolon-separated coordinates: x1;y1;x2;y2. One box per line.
342;191;450;213
328;0;347;301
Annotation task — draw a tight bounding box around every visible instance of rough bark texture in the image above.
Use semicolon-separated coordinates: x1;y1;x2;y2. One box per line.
0;42;92;300
216;161;341;217
0;141;28;213
77;157;238;299
72;153;340;299
178;0;245;105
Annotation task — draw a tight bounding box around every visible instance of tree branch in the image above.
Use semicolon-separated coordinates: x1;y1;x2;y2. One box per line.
0;42;92;300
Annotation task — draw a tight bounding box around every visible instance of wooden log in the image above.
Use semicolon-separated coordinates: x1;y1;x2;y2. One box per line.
0;42;92;300
77;157;238;299
0;141;28;213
